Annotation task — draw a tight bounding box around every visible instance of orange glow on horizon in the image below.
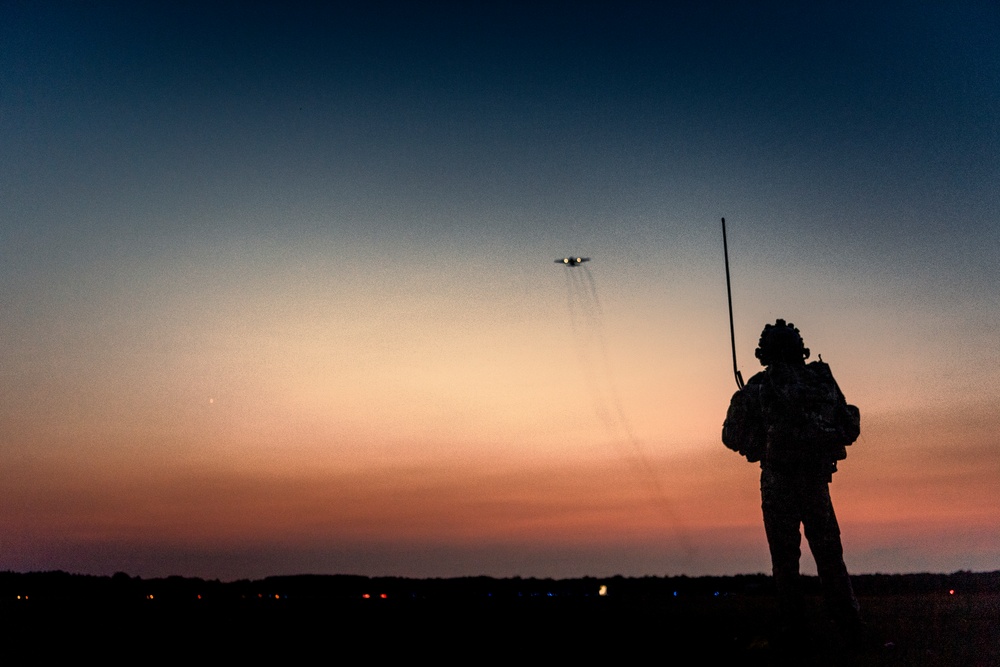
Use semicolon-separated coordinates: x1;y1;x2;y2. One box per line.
4;398;998;579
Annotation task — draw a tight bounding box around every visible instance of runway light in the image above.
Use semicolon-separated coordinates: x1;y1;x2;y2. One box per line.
362;593;371;599
949;589;955;595
380;593;388;599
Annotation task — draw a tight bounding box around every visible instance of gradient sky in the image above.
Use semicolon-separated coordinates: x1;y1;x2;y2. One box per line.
2;2;999;580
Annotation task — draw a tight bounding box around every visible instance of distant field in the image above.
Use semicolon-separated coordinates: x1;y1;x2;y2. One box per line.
3;572;998;663
4;591;998;664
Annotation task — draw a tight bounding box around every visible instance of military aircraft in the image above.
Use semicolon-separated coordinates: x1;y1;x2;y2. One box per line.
556;256;590;266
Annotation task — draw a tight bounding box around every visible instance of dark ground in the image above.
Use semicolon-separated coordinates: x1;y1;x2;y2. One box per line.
3;572;999;664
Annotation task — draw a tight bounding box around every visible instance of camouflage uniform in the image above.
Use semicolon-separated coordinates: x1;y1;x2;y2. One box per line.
759;453;860;630
723;324;863;636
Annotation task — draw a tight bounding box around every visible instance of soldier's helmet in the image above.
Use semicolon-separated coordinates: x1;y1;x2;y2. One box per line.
755;319;810;366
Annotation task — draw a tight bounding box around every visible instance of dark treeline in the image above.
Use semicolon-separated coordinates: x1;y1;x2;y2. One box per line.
2;569;998;606
4;570;999;665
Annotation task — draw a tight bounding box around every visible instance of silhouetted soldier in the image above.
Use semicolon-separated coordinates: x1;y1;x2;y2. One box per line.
723;319;865;645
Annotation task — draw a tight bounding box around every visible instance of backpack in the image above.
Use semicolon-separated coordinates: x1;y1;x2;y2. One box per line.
761;360;860;465
723;382;766;462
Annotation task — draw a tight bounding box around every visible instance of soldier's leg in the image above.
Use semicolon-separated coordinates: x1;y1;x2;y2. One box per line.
761;469;805;625
802;482;862;627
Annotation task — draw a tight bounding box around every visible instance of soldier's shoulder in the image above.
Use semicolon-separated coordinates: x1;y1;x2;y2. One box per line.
804;360;841;386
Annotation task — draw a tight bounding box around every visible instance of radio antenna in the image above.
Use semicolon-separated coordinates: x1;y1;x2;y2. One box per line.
722;217;745;390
